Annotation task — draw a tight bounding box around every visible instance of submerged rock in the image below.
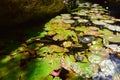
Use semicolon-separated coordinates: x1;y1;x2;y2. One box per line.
0;0;65;26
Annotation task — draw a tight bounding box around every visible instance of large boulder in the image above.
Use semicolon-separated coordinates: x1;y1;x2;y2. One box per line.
0;0;65;26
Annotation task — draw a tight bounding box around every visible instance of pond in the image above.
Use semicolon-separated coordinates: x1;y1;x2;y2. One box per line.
0;1;120;80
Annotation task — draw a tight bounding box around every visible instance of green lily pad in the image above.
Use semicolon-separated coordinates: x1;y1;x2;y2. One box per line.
63;19;75;24
103;20;114;24
75;26;89;33
53;29;76;41
37;46;52;56
49;45;67;53
61;14;71;20
72;62;93;78
88;54;103;64
53;34;65;41
39;31;47;38
63;41;72;47
105;24;120;32
61;55;75;71
92;20;107;25
47;30;57;36
77;19;89;23
99;29;113;35
103;35;120;42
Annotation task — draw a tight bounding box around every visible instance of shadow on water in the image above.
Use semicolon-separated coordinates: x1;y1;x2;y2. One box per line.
0;16;52;55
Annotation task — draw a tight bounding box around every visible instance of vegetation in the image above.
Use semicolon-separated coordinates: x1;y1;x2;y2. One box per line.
0;1;120;80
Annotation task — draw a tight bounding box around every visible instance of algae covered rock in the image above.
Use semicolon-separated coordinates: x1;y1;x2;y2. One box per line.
0;0;65;26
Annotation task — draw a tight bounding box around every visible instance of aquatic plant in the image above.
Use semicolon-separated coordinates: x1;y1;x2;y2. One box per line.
1;2;120;80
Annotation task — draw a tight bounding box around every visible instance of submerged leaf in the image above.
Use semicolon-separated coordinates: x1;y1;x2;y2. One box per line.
22;58;53;80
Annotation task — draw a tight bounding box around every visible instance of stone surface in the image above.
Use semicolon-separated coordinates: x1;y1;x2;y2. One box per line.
0;0;65;26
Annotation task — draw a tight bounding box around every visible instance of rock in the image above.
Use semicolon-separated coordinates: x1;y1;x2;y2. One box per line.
0;0;65;26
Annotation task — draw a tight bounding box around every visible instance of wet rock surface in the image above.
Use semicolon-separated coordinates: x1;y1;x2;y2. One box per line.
0;0;65;26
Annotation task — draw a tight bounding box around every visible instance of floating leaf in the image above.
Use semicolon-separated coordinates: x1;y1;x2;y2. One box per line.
73;16;80;19
63;20;75;24
61;14;71;20
44;53;62;70
39;31;47;38
71;62;93;78
102;35;120;43
89;41;103;53
47;30;56;36
53;34;65;41
106;44;120;52
61;55;75;71
63;41;72;47
103;20;114;24
99;29;113;35
53;29;76;41
105;24;120;32
85;30;100;36
77;18;89;23
100;59;116;75
103;38;109;47
49;45;67;53
92;20;107;25
75;26;89;33
37;46;52;56
88;54;103;64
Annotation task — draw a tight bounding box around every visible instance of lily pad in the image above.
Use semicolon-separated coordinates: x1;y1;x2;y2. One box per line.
71;62;93;78
100;59;116;75
75;26;89;33
88;54;103;64
63;41;72;47
103;35;120;43
63;19;75;24
92;20;107;25
53;34;65;41
105;24;120;32
77;19;89;23
106;44;120;52
61;14;71;20
103;20;114;24
49;45;68;53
